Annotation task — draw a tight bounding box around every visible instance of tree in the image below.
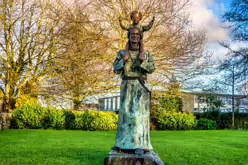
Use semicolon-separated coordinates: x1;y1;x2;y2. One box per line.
240;81;248;95
90;0;206;83
0;0;207;111
217;57;244;128
0;0;61;112
153;75;183;112
223;0;248;42
203;94;224;112
45;0;113;110
221;0;248;86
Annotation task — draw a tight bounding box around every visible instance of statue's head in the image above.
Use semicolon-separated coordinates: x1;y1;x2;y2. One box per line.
130;10;142;24
128;27;142;45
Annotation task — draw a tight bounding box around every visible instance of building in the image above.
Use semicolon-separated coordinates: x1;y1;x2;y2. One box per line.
98;91;248;113
182;91;248;113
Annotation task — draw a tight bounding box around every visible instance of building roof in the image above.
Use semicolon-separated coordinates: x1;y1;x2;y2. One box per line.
182;89;247;98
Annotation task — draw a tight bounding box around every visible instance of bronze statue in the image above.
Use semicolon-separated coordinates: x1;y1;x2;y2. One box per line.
113;26;155;153
105;14;164;165
119;11;155;64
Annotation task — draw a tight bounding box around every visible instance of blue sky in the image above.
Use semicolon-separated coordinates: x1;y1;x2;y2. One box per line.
212;0;232;16
218;0;231;7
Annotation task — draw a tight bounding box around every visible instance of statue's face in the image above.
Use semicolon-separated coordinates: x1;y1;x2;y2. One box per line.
129;28;140;44
132;13;140;24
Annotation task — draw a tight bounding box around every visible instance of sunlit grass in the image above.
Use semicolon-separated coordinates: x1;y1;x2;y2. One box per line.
0;130;247;165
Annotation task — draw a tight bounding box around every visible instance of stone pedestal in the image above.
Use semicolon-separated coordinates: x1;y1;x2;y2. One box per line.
104;150;164;165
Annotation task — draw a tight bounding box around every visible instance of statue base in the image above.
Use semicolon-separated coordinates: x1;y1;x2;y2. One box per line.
104;150;164;165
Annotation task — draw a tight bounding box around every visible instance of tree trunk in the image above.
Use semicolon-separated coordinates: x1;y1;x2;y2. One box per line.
197;96;200;114
72;97;81;111
0;112;12;130
1;95;16;112
232;69;235;128
237;98;241;113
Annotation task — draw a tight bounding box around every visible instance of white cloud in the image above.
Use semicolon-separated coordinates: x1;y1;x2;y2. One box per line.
206;41;228;62
189;0;229;42
206;39;248;62
187;0;233;61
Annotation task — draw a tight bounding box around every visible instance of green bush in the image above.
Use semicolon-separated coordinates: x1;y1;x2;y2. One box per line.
195;112;248;129
63;110;118;131
74;110;118;131
11;105;63;129
152;109;197;130
233;113;248;129
197;118;217;130
10;105;118;131
11;105;46;129
244;122;248;130
74;110;96;130
200;110;221;122
217;113;232;129
42;108;65;130
89;111;118;131
157;97;183;112
64;111;76;129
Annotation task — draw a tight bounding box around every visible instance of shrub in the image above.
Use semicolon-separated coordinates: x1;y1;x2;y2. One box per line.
217;113;232;129
74;110;118;131
11;104;45;129
151;109;197;130
10;105;118;131
51;110;65;129
244;122;248;130
218;113;248;129
15;95;40;109
233;113;248;129
195;112;248;129
200;110;221;122
64;111;76;129
74;110;96;130
157;97;183;112
11;105;63;129
42;108;65;130
196;118;217;130
89;111;118;131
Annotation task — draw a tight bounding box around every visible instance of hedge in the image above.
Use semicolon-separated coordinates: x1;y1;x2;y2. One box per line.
195;111;248;129
10;105;118;131
10;105;200;131
151;109;197;130
196;118;217;130
11;105;248;131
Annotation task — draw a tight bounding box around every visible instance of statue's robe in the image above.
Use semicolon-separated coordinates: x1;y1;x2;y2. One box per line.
113;49;155;150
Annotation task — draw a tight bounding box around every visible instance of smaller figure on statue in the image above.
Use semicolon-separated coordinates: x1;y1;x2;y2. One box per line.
119;10;155;37
119;11;155;63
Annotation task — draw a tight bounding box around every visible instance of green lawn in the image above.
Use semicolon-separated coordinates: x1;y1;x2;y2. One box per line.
0;130;247;165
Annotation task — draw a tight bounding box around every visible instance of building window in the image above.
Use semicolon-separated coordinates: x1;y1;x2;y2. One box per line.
199;97;205;103
194;96;198;103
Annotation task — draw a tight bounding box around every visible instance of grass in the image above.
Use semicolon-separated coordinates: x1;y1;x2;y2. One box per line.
0;130;247;165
